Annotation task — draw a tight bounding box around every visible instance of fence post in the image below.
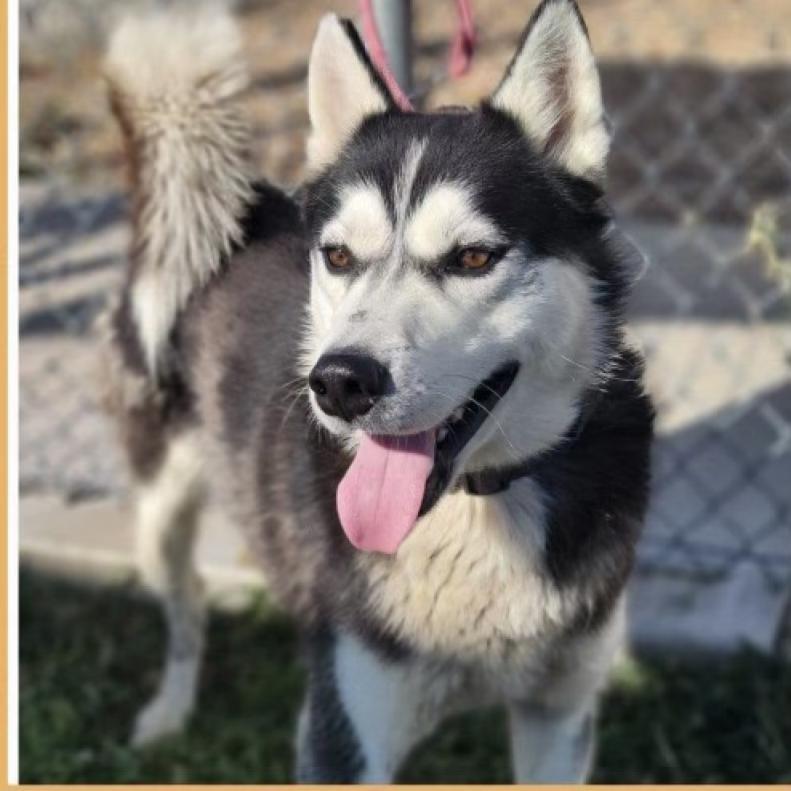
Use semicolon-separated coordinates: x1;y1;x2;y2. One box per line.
371;0;414;98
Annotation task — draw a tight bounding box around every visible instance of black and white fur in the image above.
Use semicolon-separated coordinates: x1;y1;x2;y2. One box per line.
102;0;653;781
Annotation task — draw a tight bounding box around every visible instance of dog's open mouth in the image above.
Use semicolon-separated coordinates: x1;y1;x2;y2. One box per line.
336;362;520;554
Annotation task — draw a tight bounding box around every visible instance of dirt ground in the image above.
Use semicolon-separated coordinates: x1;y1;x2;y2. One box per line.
20;0;791;226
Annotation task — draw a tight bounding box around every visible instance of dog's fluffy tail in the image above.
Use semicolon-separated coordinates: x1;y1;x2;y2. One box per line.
105;5;254;375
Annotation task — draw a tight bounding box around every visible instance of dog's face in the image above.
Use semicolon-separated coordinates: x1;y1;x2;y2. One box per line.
301;1;622;551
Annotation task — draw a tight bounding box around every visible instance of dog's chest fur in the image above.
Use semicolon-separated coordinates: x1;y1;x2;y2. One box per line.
358;479;576;665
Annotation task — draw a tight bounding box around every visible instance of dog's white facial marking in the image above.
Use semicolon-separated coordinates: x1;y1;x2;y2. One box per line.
492;0;609;182
305;159;601;470
303;82;608;474
305;143;426;376
320;182;394;262
393;140;428;232
405;183;505;262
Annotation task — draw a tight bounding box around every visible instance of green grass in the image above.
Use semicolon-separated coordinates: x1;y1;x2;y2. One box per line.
19;569;791;784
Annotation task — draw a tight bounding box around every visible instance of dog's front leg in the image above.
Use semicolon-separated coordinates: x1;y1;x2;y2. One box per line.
508;699;595;783
507;596;626;782
295;630;443;783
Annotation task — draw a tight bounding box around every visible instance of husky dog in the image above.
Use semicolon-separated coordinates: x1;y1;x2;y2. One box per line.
103;0;653;782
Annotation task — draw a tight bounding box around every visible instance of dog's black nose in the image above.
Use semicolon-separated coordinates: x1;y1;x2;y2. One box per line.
309;352;389;421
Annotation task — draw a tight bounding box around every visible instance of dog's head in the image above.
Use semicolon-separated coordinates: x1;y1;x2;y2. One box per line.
301;0;626;553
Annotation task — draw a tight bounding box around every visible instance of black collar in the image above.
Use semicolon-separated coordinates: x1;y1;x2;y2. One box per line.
463;463;533;495
461;393;598;497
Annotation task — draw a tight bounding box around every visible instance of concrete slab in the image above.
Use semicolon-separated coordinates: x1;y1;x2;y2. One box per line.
629;564;791;656
19;493;791;656
20;494;265;611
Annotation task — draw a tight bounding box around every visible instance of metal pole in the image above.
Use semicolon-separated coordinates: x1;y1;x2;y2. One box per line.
371;0;414;98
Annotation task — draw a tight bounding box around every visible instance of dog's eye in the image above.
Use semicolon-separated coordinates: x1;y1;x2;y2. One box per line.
322;245;354;270
459;249;492;270
453;247;501;274
449;245;509;276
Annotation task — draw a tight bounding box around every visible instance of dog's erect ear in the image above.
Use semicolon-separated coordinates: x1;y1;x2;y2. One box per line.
491;0;609;183
307;14;394;172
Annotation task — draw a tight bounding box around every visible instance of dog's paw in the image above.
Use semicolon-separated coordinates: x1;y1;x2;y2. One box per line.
131;694;191;747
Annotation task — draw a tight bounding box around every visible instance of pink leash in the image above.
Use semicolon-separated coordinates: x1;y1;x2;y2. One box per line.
359;0;476;111
449;0;476;78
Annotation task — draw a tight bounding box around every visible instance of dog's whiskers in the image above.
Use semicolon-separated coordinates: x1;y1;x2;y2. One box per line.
540;342;642;389
433;376;523;459
277;374;307;393
441;373;509;406
425;385;523;463
278;384;309;433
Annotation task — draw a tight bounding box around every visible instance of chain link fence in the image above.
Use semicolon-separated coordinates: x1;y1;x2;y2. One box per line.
19;1;791;630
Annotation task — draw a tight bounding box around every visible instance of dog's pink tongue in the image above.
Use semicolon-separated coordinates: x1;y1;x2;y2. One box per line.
337;432;435;554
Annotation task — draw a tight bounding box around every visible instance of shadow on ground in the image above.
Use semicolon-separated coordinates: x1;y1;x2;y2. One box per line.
19;570;791;784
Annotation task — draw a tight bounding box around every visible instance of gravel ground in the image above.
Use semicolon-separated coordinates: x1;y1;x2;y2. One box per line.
20;0;791;224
